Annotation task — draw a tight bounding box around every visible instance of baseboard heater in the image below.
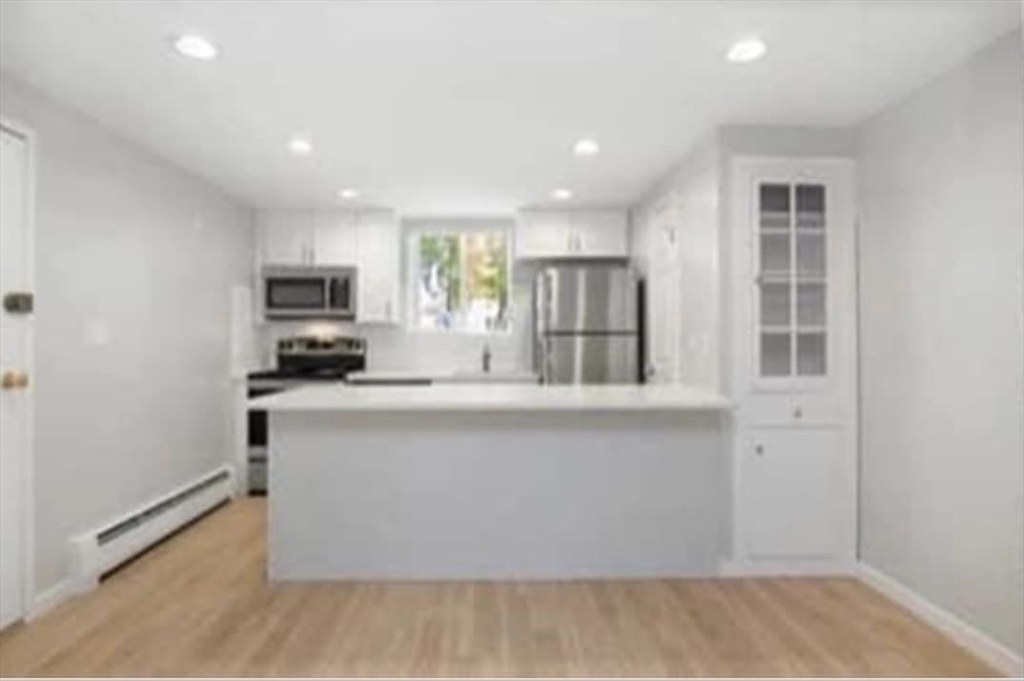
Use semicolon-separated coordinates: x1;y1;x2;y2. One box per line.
71;466;233;590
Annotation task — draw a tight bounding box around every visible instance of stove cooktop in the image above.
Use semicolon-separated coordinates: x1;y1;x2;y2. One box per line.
247;369;350;383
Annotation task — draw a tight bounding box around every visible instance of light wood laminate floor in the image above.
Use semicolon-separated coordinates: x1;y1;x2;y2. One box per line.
0;497;998;677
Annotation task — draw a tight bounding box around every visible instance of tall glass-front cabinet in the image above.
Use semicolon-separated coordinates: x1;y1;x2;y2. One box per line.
729;158;858;574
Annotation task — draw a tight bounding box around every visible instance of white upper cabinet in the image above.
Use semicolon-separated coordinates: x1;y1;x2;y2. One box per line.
258;210;316;266
258;210;359;267
572;210;630;257
256;208;401;325
313;211;358;266
516;209;628;259
355;210;400;324
515;211;571;259
733;160;856;395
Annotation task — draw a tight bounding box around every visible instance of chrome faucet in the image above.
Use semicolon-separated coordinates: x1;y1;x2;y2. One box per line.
481;342;492;373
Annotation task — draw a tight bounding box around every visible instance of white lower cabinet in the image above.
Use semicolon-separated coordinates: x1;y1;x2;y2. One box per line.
739;427;848;562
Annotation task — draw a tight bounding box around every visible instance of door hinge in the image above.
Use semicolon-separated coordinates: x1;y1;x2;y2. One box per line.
3;291;33;314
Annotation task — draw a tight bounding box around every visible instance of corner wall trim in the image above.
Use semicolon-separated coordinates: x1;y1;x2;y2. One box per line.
28;579;76;621
857;562;1023;678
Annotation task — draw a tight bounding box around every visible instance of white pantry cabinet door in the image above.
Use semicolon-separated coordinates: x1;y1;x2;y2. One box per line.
572;210;628;257
258;210;315;266
515;211;572;259
313;211;358;266
740;427;846;561
356;211;400;324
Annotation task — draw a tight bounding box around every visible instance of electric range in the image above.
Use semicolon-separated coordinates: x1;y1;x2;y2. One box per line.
246;335;366;494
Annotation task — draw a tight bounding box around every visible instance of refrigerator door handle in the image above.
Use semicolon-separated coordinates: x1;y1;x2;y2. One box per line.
541;336;553;384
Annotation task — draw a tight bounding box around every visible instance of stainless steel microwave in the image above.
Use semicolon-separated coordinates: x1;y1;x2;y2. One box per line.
261;267;357;320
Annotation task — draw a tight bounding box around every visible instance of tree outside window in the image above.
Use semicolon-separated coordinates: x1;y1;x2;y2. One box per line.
415;230;509;333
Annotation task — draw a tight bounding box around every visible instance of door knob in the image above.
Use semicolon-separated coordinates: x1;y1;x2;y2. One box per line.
1;370;29;390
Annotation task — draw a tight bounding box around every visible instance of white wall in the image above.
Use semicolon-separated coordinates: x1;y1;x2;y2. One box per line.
858;29;1024;656
0;73;254;595
631;132;722;389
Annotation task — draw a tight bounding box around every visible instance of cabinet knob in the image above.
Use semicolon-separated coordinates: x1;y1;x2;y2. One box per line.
754;444;764;456
793;407;803;419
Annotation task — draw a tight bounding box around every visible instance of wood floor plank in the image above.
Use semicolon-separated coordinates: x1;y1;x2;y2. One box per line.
0;497;1001;678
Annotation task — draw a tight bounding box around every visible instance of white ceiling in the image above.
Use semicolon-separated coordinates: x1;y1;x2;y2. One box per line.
0;0;1019;215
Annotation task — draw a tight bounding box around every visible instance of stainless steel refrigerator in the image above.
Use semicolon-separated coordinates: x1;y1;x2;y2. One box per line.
533;262;644;384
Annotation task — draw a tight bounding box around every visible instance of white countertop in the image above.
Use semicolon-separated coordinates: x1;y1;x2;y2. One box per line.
344;369;539;385
249;383;730;412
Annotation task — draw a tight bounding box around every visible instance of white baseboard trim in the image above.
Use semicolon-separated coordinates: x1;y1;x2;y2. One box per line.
70;466;233;586
28;579;77;621
720;558;854;577
858;562;1023;678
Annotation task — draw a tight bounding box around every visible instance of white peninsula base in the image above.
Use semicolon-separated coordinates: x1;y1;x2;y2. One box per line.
257;384;731;581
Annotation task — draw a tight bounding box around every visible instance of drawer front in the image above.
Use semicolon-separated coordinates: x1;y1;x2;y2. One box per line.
248;454;267;495
743;393;847;426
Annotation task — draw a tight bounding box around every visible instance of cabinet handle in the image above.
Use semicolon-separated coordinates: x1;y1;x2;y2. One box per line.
754;444;764;456
793;407;803;419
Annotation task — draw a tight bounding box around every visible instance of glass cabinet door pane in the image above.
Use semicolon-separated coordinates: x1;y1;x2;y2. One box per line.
759;184;791;230
761;332;792;376
797;332;827;375
760;282;791;326
795;184;825;230
797;232;826;276
796;282;826;326
760;183;791;212
760;233;791;275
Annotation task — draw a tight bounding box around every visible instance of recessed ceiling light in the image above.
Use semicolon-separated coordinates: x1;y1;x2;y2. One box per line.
173;34;219;61
552;188;573;200
287;137;313;156
726;38;766;63
573;138;600;157
339;188;360;200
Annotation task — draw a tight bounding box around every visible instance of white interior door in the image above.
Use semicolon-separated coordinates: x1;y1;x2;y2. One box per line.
0;126;31;630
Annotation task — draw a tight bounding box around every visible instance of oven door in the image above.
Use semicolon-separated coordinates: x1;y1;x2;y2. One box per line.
264;274;328;318
247;385;284;496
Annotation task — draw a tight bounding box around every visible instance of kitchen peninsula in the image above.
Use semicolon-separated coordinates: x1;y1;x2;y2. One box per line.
251;383;731;581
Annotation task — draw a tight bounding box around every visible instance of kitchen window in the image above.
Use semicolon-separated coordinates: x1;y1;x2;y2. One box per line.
407;222;511;333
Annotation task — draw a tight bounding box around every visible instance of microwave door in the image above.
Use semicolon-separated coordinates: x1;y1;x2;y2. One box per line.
265;277;327;317
328;276;355;317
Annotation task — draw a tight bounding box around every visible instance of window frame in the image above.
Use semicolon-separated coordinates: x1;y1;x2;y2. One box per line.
403;218;514;336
